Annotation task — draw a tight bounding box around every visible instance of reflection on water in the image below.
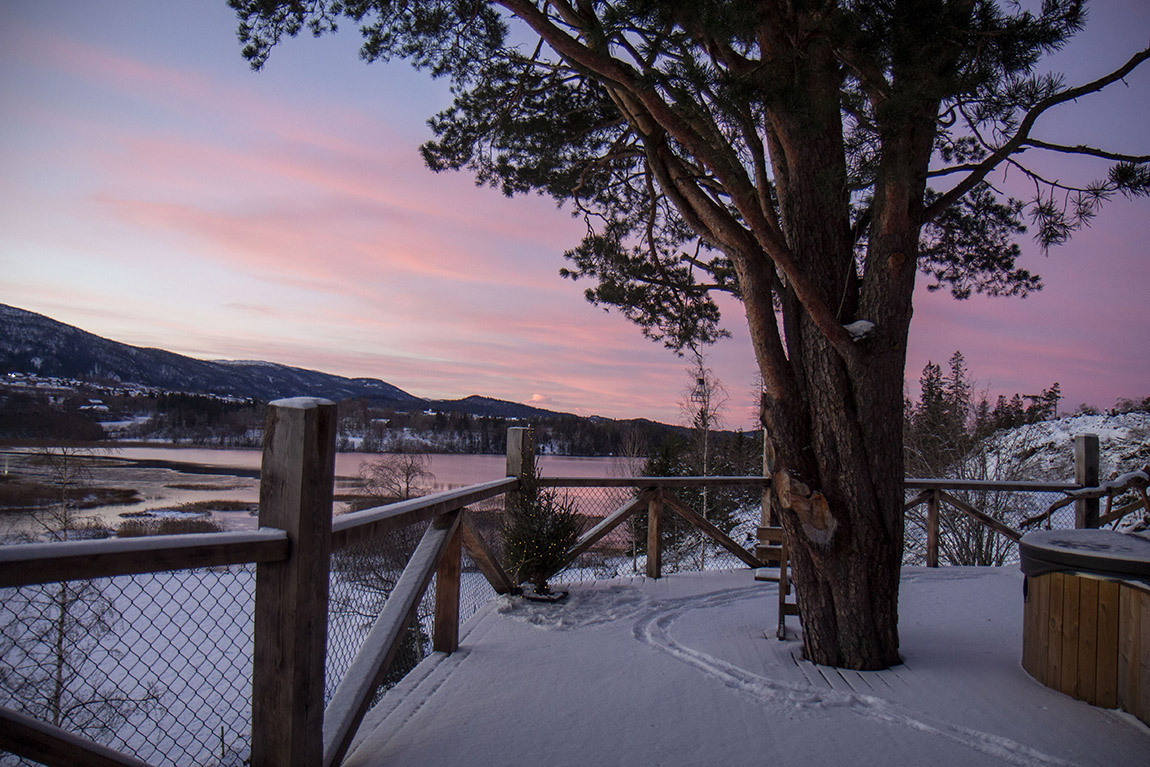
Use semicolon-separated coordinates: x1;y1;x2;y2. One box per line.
1;447;618;538
106;447;617;487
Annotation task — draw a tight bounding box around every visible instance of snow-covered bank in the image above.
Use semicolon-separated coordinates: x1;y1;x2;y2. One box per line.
983;412;1149;481
347;568;1148;767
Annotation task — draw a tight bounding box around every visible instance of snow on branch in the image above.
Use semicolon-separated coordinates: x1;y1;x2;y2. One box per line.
843;320;875;341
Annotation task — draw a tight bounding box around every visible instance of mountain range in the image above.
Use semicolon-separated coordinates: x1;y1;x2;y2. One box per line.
0;304;581;420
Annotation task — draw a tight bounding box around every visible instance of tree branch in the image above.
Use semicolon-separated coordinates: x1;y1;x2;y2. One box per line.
924;47;1150;222
500;0;859;365
1020;137;1149;163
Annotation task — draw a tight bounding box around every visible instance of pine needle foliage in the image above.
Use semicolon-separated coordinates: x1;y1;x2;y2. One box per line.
502;467;585;594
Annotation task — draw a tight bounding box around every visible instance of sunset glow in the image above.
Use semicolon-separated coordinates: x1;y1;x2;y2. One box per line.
2;1;1147;425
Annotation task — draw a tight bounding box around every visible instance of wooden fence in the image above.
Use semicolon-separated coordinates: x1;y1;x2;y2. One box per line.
903;478;1075;567
0;400;768;767
0;400;1122;767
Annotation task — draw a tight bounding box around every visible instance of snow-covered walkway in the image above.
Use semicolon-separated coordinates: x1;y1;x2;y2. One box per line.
344;568;1148;767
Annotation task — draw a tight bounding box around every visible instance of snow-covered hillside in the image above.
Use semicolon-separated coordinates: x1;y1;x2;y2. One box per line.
979;412;1149;483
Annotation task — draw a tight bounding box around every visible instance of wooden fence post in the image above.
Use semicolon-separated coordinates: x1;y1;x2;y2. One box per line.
506;426;536;479
252;398;337;767
1075;433;1100;529
647;488;663;579
505;426;535;589
926;489;941;568
433;520;463;652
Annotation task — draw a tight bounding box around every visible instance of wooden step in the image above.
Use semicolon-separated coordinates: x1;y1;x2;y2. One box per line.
782;602;800;616
756;525;784;543
756;550;782;569
754;567;782;582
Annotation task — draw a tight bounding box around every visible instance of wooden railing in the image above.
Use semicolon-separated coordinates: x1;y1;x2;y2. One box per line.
903;479;1077;567
0;399;1119;766
0;402;769;767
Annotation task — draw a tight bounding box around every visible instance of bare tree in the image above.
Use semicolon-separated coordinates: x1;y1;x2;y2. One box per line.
609;426;651;573
680;353;728;568
358;453;435;502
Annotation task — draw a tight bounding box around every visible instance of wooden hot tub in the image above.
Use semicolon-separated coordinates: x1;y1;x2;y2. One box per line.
1020;529;1150;725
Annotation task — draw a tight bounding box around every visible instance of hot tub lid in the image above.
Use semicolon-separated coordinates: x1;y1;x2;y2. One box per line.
1020;529;1150;580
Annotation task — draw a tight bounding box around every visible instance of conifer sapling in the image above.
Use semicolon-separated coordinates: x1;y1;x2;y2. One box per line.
502;467;584;595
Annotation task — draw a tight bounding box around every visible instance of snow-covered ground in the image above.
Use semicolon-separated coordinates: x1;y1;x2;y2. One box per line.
980;412;1149;482
346;568;1148;767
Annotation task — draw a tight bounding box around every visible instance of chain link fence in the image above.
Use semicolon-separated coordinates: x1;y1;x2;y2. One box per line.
0;496;511;767
3;476;1089;767
325;492;509;713
903;487;1076;567
327;521;432;710
543;484;764;584
1;565;255;767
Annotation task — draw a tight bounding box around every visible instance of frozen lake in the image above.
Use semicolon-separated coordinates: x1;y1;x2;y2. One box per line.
0;447;620;537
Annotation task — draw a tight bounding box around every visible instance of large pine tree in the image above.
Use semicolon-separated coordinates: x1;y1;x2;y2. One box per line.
228;0;1149;668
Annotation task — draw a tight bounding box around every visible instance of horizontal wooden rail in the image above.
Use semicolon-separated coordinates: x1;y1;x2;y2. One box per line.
323;510;462;767
540;474;1076;494
331;477;517;549
550;475;1070;492
0;705;155;767
0;529;290;588
540;475;770;488
905;478;1078;493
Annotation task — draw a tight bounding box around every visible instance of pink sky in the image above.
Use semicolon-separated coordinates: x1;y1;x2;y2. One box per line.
1;2;1147;425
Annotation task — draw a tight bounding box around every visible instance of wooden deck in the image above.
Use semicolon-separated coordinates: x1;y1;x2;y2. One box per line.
343;568;1148;767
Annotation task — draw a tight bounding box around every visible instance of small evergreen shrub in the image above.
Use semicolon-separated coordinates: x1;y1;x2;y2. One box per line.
502;467;584;594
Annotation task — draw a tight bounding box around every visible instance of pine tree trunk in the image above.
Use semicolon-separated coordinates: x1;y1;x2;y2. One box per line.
761;323;907;670
742;37;931;667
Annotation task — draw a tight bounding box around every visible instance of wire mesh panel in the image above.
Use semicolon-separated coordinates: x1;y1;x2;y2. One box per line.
326;494;509;712
552;485;642;584
903;487;1075;566
657;485;762;574
545;484;764;584
0;565;255;767
327;519;431;708
459;494;505;625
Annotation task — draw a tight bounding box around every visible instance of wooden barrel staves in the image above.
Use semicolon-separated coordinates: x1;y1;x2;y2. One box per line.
1020;529;1150;725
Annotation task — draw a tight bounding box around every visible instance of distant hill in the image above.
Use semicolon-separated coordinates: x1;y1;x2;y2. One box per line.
0;304;423;405
0;303;596;421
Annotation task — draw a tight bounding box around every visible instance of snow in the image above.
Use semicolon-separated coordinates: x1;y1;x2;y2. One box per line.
990;413;1150;481
956;412;1150;488
344;568;1148;767
268;396;336;409
1068;467;1149;497
1021;528;1150;574
844;319;876;340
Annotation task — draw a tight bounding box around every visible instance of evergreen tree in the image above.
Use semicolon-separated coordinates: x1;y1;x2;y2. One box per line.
502;467;585;594
907;352;976;477
230;0;1150;669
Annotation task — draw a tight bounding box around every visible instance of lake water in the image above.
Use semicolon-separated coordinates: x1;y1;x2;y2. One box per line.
105;446;618;485
1;446;620;537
